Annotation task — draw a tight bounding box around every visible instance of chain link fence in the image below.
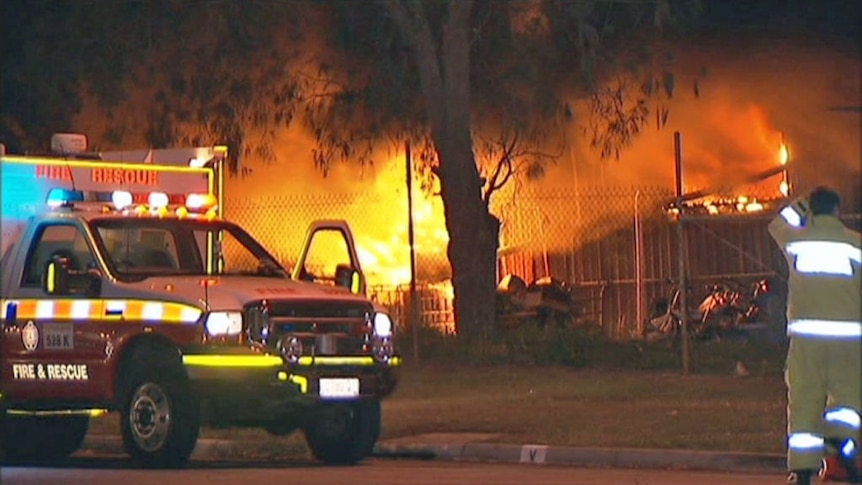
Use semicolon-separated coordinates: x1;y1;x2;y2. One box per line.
223;183;860;339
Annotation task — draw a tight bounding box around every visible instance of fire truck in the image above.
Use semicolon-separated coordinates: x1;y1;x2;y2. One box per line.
0;135;400;467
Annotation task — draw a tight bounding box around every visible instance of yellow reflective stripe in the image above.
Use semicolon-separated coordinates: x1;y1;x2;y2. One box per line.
46;263;55;292
276;372;308;393
351;272;360;294
182;354;284;367
295;356;402;366
296;356;373;366
2;155;214;175
289;374;308;393
0;299;202;324
7;408;107;417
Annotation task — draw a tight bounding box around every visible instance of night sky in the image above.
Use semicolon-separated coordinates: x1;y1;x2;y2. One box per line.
700;0;861;39
0;0;859;152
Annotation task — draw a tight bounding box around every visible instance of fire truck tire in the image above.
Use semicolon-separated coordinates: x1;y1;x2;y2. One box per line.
0;413;89;462
119;356;200;468
303;399;381;465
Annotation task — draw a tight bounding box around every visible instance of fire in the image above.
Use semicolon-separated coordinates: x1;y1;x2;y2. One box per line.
355;156;450;288
671;139;791;216
778;139;791;196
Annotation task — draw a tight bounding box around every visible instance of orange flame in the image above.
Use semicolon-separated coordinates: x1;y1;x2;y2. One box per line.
354;157;449;288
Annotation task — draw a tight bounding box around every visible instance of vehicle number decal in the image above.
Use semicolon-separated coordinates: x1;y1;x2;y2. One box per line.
43;323;74;350
42;323;75;350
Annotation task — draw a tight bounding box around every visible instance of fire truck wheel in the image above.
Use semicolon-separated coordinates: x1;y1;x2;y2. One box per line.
0;413;89;462
119;357;200;468
303;399;381;465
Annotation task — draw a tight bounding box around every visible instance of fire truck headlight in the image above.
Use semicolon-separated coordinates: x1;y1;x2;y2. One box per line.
205;311;243;336
373;312;393;338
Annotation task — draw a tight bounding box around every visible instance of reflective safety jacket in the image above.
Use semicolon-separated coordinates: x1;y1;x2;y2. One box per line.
769;210;862;339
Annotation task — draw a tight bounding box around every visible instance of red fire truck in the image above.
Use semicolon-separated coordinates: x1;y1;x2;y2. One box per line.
0;135;400;468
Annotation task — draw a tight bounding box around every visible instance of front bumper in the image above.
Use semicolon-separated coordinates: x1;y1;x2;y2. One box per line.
181;351;400;427
289;355;401;399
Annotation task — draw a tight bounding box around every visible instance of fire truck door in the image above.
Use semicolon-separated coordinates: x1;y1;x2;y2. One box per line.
292;220;367;296
3;221;109;402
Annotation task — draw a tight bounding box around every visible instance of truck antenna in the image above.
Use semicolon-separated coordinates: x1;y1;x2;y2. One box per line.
67;162;78;191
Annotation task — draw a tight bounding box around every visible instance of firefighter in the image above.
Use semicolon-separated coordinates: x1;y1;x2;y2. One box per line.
768;186;862;485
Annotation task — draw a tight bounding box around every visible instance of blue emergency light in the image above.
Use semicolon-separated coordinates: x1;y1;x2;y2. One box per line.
46;188;85;208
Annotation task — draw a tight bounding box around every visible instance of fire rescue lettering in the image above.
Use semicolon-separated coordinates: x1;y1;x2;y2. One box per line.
91;168;158;186
35;165;73;181
11;363;89;381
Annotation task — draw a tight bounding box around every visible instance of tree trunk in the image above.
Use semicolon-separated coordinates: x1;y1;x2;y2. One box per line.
385;0;498;341
435;132;500;342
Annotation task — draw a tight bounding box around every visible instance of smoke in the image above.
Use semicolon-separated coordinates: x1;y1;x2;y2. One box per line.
544;36;860;205
72;29;860;281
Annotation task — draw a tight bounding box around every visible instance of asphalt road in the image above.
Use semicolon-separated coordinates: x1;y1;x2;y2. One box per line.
1;456;784;485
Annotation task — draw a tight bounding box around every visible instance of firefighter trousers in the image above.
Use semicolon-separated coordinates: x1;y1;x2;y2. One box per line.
786;336;862;471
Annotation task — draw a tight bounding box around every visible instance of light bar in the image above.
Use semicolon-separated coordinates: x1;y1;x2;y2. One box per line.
46;188;84;208
148;191;169;208
186;193;217;210
112;190;133;210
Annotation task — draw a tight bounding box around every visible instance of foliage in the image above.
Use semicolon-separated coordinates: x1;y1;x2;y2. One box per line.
0;1;84;151
0;0;702;340
400;321;786;374
1;1;701;179
306;1;703;201
0;0;308;173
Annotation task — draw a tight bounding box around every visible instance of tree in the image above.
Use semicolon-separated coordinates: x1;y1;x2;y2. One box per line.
0;0;307;172
0;0;699;343
384;0;495;341
0;1;85;151
305;0;699;341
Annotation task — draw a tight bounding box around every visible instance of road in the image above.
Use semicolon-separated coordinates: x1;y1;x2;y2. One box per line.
1;456;784;485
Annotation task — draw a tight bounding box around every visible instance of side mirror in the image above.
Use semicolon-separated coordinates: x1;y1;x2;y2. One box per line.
43;256;101;296
44;257;71;295
335;264;365;295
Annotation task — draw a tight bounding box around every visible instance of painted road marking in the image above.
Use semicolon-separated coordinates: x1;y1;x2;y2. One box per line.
520;445;548;464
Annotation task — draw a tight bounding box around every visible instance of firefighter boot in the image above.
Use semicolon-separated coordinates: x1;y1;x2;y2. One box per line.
788;469;815;485
821;439;862;483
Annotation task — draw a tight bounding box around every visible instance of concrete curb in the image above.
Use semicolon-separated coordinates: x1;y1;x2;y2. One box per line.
372;441;786;473
81;434;786;473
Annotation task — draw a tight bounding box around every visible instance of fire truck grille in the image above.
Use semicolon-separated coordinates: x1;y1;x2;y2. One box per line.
245;300;373;356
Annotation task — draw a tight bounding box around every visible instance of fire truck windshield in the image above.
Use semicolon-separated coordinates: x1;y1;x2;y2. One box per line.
89;218;288;281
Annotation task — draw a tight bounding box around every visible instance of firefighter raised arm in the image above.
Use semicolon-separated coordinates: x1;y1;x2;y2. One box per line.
769;186;862;485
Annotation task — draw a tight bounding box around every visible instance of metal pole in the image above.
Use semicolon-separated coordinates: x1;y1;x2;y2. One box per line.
634;190;644;338
405;141;419;363
674;131;691;376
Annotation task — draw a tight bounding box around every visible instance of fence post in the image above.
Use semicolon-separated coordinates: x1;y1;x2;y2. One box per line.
635;190;644;338
674;131;691;376
405;141;420;363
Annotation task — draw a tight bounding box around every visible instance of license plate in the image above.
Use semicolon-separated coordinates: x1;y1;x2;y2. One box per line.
319;378;360;399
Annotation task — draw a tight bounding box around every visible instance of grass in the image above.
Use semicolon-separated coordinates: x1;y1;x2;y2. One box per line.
382;364;785;453
88;330;789;457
